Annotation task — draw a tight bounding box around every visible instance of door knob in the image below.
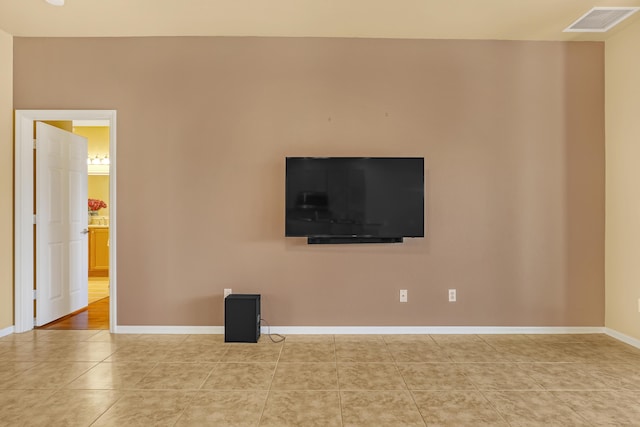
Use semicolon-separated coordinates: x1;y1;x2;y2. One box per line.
81;229;89;234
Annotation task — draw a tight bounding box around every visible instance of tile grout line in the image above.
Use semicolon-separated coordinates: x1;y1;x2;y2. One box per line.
169;334;207;427
387;336;428;427
255;336;284;426
333;335;345;427
87;389;126;427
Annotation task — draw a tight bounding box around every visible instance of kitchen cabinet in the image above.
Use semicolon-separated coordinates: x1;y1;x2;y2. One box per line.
89;226;109;277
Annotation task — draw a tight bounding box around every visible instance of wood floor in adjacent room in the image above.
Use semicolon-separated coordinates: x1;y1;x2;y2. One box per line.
88;278;109;304
39;278;110;330
39;297;109;330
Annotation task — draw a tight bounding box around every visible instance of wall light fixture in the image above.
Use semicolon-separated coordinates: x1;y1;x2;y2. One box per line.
87;155;110;175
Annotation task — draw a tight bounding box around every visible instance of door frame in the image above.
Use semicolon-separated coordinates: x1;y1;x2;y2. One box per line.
14;110;117;333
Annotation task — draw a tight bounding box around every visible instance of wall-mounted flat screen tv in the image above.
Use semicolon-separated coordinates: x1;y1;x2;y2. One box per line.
285;157;424;244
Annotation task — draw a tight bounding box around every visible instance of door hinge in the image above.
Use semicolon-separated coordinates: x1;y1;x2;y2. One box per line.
33;214;37;225
33;318;37;327
33;289;37;300
33;138;37;149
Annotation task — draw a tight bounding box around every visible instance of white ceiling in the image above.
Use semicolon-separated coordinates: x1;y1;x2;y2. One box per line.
1;0;640;41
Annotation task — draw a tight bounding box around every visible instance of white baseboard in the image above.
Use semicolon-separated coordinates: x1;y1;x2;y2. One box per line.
265;326;605;335
605;327;640;349
114;325;224;334
0;325;15;338
113;325;604;335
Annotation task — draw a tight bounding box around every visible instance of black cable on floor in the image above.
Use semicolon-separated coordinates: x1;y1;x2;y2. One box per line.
260;318;286;343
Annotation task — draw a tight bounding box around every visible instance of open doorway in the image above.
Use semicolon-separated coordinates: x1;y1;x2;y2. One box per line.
38;121;111;330
14;110;117;333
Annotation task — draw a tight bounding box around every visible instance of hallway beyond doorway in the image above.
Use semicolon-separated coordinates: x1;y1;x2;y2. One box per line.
89;277;109;304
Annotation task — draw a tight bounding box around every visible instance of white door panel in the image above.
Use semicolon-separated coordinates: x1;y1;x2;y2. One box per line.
36;122;88;326
68;134;89;310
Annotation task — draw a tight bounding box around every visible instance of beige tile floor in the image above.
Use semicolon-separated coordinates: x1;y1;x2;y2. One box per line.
1;331;640;426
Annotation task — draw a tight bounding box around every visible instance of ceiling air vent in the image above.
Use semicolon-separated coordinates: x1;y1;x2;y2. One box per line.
564;7;640;32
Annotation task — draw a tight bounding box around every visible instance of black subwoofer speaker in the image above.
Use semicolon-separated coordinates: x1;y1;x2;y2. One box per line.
224;294;261;343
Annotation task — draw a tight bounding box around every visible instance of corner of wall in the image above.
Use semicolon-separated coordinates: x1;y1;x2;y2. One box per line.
0;28;13;331
605;19;640;342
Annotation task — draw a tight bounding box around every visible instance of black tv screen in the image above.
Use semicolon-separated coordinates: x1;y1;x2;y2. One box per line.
285;157;424;243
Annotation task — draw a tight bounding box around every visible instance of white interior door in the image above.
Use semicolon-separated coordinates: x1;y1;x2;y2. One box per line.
35;122;89;326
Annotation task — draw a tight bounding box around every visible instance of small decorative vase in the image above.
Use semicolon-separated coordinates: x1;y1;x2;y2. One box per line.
89;210;99;224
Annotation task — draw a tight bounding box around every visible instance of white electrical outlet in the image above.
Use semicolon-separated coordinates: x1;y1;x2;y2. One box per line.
400;289;408;303
448;289;456;302
224;288;232;298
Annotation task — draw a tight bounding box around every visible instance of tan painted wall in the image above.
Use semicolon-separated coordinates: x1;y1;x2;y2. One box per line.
0;30;12;331
13;37;605;327
605;20;640;341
